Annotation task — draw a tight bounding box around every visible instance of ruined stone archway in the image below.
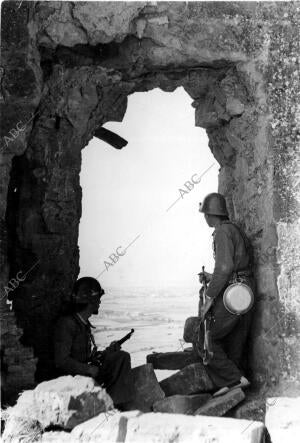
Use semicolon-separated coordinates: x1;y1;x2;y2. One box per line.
1;1;299;400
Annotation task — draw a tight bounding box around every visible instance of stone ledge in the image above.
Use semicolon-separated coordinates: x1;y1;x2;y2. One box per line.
125;412;267;442
71;409;142;443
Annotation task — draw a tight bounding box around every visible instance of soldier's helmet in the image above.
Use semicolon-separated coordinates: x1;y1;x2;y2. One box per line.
199;193;228;216
72;277;104;304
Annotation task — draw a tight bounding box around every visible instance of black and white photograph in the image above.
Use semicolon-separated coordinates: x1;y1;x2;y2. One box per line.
0;1;299;442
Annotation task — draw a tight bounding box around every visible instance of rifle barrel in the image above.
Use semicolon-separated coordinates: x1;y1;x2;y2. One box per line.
117;328;134;345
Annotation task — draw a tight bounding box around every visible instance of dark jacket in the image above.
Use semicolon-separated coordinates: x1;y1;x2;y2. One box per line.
206;221;252;300
54;314;93;376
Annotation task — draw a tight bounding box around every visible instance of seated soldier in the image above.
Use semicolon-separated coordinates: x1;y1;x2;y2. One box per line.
54;276;134;409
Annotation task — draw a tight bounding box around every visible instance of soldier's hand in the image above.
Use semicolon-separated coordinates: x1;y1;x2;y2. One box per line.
198;271;212;284
88;365;100;378
106;341;121;353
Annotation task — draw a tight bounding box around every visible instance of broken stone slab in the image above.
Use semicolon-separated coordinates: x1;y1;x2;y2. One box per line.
146;351;198;370
71;409;142;442
125;412;266;442
126;364;165;412
159;363;214;396
194;388;245;417
183;317;200;343
265;397;300;443
153;393;212;415
2;375;113;441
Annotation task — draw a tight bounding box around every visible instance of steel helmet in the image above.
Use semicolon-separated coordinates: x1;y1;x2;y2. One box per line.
72;277;104;304
199;193;228;216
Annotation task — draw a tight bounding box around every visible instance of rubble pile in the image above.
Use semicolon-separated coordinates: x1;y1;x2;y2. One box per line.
2;356;267;442
147;351;243;416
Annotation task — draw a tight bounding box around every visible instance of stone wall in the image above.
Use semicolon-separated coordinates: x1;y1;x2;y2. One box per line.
1;1;299;399
1;0;41;399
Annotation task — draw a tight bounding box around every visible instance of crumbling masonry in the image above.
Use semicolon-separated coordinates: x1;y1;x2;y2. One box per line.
1;1;299;400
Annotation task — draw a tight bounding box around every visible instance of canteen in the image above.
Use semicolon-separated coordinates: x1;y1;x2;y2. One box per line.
223;282;254;315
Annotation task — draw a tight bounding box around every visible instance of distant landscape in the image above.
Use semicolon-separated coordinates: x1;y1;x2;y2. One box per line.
92;286;200;381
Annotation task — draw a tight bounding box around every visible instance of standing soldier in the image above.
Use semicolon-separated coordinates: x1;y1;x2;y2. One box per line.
54;277;134;409
198;193;255;397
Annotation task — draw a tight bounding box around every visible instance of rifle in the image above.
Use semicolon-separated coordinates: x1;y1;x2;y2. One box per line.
199;266;214;365
90;329;134;366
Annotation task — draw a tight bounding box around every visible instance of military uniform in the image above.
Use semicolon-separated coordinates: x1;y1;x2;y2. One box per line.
202;220;255;388
54;313;134;405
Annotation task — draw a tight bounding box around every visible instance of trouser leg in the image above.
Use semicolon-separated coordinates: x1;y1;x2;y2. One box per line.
100;350;134;405
223;307;254;374
204;298;243;388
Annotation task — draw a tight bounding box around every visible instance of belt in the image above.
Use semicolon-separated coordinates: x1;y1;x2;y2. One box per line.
236;269;252;276
229;269;252;284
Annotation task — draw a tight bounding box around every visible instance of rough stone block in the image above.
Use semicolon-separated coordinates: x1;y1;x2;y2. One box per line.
125;412;266;442
159;363;213;396
153;394;212;414
214;99;231;121
71;410;142;442
127;364;165;412
194;388;245;417
226;97;245;116
265;397;300;443
146;351;198;370
195;107;220;128
183;317;200;343
2;375;113;441
34;376;113;429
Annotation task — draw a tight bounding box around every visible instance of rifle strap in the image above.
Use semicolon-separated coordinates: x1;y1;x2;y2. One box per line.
73;313;97;351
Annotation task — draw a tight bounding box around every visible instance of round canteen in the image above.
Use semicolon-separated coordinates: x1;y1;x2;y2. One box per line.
223;282;254;315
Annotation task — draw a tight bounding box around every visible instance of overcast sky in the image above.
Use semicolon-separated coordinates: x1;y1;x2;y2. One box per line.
78;87;218;289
